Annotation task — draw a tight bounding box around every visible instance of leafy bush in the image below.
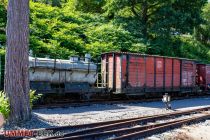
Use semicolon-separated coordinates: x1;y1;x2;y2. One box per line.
0;91;10;119
0;90;42;120
29;90;42;109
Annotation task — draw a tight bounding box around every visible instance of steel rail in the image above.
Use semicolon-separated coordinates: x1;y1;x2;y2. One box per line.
54;113;210;140
1;106;210;140
40;106;210;140
113;114;210;140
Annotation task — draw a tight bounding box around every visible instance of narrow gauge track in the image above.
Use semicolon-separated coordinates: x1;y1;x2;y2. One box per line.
33;94;210;109
52;114;209;140
1;106;208;140
1;106;210;140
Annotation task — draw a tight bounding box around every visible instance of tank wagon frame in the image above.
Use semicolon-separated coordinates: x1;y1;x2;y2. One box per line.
101;52;202;96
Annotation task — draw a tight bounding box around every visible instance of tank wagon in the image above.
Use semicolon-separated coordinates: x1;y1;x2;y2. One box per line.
101;52;207;96
29;54;99;95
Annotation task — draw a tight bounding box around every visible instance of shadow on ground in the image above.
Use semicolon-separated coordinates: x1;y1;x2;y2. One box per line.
33;97;210;115
3;113;54;130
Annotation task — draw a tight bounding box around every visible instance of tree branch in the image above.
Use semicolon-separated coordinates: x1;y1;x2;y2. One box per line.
130;0;140;17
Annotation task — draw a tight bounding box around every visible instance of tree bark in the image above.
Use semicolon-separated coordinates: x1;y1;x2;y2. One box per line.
5;0;31;123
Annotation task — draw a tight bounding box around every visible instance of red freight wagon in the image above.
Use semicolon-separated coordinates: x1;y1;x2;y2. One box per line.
197;64;210;92
101;52;197;95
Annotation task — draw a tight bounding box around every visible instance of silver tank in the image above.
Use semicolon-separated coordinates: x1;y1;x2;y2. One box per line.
29;55;97;85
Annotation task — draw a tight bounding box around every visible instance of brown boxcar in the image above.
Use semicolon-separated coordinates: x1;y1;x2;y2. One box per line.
197;64;210;92
101;52;197;95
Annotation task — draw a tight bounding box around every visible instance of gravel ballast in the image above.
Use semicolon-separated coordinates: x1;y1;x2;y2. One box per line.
1;97;210;138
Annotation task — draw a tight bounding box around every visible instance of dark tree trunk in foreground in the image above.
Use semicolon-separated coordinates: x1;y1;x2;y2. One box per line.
5;0;31;122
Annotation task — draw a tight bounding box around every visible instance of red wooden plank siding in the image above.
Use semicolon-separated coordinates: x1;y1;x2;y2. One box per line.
146;57;154;88
127;56;145;88
173;59;181;89
108;55;113;88
128;56;138;87
115;55;121;89
182;61;195;87
155;58;164;88
206;65;210;87
165;59;172;90
138;57;146;87
196;64;206;88
101;55;106;87
121;55;127;88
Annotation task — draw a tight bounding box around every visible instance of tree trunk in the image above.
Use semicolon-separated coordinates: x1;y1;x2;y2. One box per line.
5;0;31;123
142;0;148;39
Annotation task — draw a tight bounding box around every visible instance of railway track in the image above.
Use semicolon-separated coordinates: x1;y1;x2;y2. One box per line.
51;114;209;140
2;106;209;140
0;107;210;140
33;94;210;109
39;106;210;140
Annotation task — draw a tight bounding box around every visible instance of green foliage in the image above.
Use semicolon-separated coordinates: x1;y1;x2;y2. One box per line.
0;49;5;89
179;36;210;62
32;0;66;7
74;0;105;13
85;23;146;58
0;89;42;118
0;91;10;119
195;3;210;46
0;3;6;47
29;90;42;108
29;2;148;59
30;2;79;58
0;0;209;63
104;0;207;38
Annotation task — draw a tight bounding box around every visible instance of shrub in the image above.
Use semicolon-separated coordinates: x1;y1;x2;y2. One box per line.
0;90;42;120
29;90;42;109
0;91;10;119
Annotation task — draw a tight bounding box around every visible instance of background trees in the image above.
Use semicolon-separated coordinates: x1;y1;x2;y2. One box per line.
195;3;210;46
0;3;6;47
104;0;206;38
74;0;105;13
0;0;209;64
